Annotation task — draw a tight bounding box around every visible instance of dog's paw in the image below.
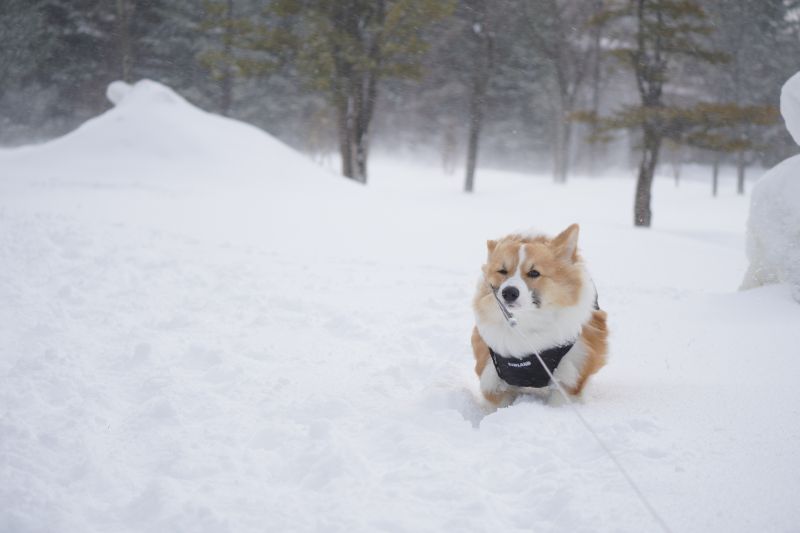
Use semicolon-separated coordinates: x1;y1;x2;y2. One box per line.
482;389;517;408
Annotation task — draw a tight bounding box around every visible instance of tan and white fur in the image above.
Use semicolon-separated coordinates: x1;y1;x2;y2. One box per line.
471;224;608;406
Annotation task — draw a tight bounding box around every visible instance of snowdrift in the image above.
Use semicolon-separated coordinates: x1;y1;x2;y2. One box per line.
0;79;332;185
742;72;800;302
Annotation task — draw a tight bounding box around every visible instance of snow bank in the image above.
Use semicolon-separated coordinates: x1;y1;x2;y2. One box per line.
742;72;800;302
0;79;331;184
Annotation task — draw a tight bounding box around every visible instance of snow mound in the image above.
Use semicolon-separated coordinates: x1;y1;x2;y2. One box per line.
741;72;800;302
781;71;800;146
1;79;331;183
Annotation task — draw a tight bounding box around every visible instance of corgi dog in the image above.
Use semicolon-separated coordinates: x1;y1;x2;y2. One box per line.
471;224;608;406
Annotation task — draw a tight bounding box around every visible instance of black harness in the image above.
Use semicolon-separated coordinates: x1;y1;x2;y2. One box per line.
489;343;574;388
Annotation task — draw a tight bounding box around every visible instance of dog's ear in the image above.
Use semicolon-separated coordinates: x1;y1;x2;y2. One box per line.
486;239;497;257
552;224;579;263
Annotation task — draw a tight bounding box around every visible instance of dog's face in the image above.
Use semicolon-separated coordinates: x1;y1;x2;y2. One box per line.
480;224;584;312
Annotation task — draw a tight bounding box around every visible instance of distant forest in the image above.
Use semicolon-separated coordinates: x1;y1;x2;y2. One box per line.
2;1;799;195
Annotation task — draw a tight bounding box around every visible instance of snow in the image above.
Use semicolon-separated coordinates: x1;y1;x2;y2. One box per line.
106;80;133;105
781;71;800;146
2;80;800;533
741;72;800;301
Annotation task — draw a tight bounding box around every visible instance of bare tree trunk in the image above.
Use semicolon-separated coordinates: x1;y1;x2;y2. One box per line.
631;0;664;228
329;2;357;181
219;0;234;116
712;157;720;197
732;53;746;196
553;106;570;183
464;3;493;193
115;0;132;82
670;143;681;187
736;150;746;195
353;67;378;183
351;72;367;183
442;120;457;174
338;85;372;184
354;133;368;183
465;83;485;193
328;1;383;184
337;95;355;180
587;0;604;174
634;127;661;227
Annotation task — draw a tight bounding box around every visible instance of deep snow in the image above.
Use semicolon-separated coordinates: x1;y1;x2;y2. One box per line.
2;81;800;533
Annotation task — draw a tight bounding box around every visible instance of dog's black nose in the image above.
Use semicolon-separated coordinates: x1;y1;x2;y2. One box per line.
502;286;519;303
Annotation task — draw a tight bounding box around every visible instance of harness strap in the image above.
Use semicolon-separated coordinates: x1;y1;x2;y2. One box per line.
489;342;575;388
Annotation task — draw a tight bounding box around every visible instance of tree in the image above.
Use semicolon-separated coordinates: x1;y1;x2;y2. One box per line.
33;0;200;117
201;0;239;116
585;0;611;174
0;0;56;141
113;0;133;82
390;0;527;192
198;1;259;116
520;0;596;183
589;0;726;227
270;0;453;183
703;0;800;194
675;103;779;196
463;0;494;193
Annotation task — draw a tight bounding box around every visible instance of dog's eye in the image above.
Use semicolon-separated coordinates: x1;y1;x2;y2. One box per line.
527;269;540;278
497;268;508;275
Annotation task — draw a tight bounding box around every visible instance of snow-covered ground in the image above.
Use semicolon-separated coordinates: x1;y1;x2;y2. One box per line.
2;81;799;533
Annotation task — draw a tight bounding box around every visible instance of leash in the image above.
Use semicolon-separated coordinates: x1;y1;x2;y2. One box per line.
486;281;673;533
489;283;518;326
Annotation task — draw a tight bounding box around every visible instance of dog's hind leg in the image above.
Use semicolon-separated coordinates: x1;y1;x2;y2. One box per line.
570;309;609;396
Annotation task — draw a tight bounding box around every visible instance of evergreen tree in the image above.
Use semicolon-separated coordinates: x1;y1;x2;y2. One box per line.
268;0;454;182
703;0;800;193
0;0;57;141
198;0;252;116
197;0;289;116
589;0;727;227
35;0;197;119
